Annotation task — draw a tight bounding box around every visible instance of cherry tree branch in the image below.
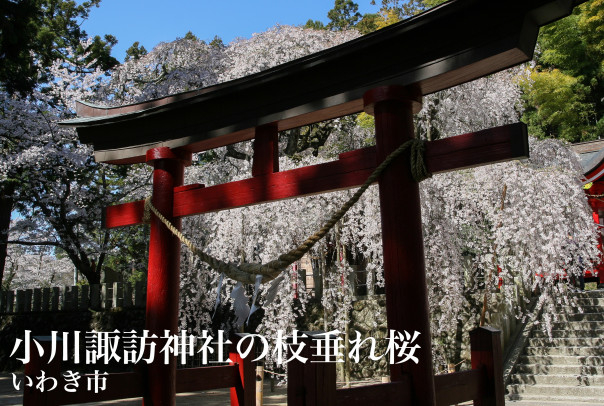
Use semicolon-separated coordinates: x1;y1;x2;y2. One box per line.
7;240;62;247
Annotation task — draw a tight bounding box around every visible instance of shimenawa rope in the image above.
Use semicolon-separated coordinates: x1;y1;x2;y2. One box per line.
143;138;431;284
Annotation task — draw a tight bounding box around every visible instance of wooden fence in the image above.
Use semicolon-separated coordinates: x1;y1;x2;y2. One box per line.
0;282;146;314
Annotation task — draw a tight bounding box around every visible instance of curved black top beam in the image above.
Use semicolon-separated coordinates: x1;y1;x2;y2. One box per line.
61;0;580;164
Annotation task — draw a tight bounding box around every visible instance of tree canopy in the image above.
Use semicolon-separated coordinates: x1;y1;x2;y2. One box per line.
327;0;362;30
0;0;137;288
520;0;604;142
0;0;118;94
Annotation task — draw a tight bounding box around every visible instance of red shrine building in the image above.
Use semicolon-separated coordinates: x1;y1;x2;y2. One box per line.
572;140;604;287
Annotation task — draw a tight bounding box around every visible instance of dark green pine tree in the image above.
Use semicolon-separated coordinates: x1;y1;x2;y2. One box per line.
0;0;119;287
0;0;119;95
327;0;362;31
125;41;148;62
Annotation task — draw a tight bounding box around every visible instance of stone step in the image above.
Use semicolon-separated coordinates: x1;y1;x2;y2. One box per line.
527;337;604;347
507;383;604;397
509;373;604;386
507;393;604;404
523;346;604;356
513;363;604;375
570;290;604;298
550;312;604;322
555;305;603;313
505;289;604;404
517;355;604;366
550;321;604;330
573;297;604;306
531;329;604;339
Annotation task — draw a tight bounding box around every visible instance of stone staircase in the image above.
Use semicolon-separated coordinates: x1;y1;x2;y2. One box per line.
507;289;604;404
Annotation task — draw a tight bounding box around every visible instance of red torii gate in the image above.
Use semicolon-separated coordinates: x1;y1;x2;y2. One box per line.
41;1;582;405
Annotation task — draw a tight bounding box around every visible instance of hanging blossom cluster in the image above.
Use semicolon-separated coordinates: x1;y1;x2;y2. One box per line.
415;67;524;142
96;25;360;107
177;151;385;369
99;38;224;105
218;25;360;82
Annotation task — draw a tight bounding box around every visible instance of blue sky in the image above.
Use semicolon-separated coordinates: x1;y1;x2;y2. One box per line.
82;1;380;62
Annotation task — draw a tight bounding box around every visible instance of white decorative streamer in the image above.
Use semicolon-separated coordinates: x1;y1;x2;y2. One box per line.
231;282;250;327
246;274;263;325
212;273;225;319
264;273;285;306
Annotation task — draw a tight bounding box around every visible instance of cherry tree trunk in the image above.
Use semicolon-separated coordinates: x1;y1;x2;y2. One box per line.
0;183;15;288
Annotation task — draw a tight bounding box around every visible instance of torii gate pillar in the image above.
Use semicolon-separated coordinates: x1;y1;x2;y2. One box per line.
144;147;191;406
364;86;436;406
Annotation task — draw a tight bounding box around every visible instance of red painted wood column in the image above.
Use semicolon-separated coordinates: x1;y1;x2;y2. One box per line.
364;86;436;406
252;123;279;176
470;326;504;406
23;336;61;406
144;147;191;406
229;334;257;406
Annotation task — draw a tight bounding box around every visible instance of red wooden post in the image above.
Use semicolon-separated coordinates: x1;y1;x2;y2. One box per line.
287;332;337;406
252;123;279;176
470;326;504;406
23;336;61;406
229;334;257;406
287;336;306;406
363;86;436;406
144;147;191;406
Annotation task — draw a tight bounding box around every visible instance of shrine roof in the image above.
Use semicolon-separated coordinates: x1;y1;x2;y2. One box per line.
61;0;582;164
571;140;604;183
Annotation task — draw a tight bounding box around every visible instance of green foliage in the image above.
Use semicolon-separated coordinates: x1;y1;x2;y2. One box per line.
183;30;198;41
125;41;148;62
76;278;89;286
0;0;39;94
370;0;446;21
356;112;375;129
102;223;149;285
304;19;326;30
361;0;447;33
327;0;362;31
519;68;595;141
371;0;419;20
0;0;118;94
355;13;380;34
304;0;448;35
521;0;604;142
86;34;119;70
209;35;225;49
126;268;146;286
580;0;604;56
